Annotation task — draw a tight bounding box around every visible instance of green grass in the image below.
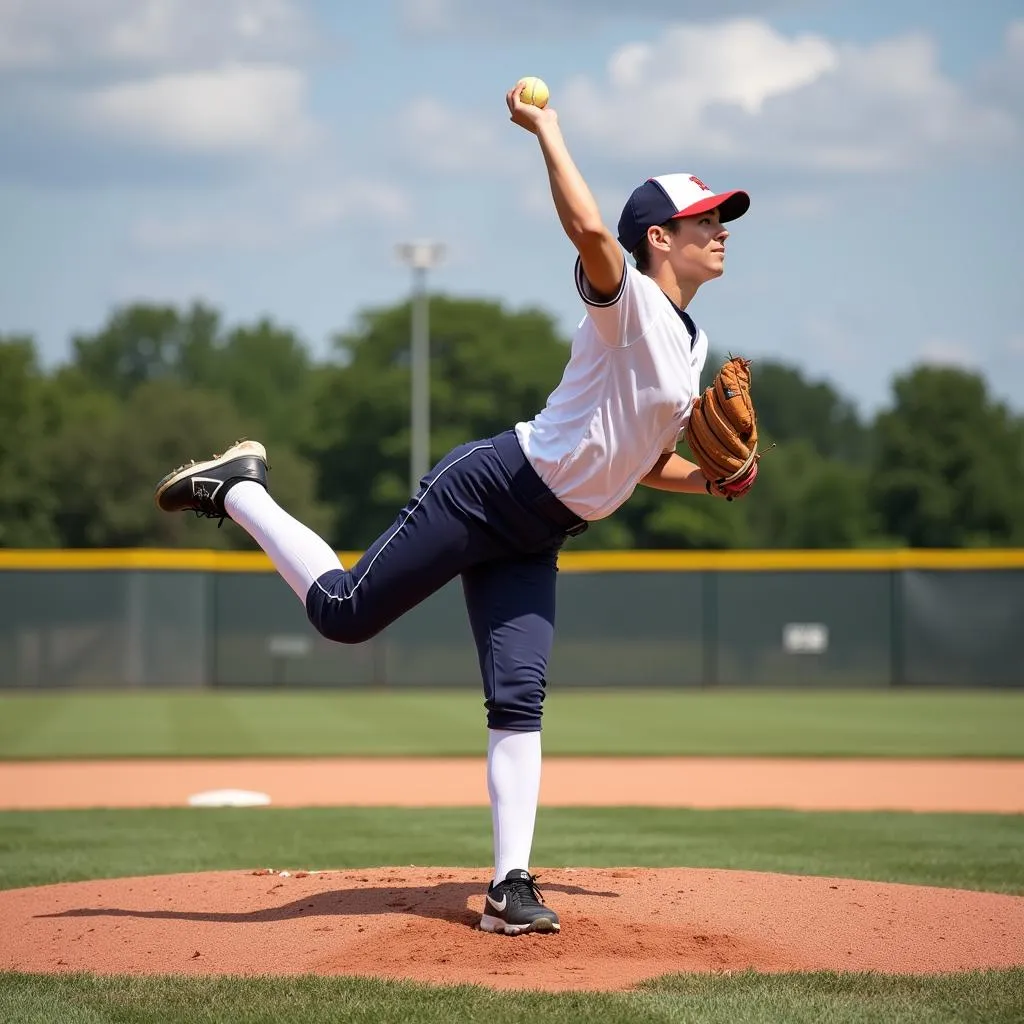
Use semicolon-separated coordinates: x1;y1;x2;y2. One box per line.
2;690;1021;1024
2;970;1022;1024
2;688;1023;758
2;806;1022;894
2;807;1022;1023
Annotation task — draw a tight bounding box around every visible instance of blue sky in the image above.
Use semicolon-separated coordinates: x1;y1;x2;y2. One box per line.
1;0;1022;415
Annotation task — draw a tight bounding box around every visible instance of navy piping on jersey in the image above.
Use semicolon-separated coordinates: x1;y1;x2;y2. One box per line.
303;432;583;731
667;299;698;348
311;443;494;605
573;254;627;308
574;255;698;349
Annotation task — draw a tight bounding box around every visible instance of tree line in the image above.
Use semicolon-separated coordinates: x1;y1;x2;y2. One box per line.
2;296;1022;551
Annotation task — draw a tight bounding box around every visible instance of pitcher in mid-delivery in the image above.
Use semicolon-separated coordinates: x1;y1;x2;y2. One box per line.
154;79;754;936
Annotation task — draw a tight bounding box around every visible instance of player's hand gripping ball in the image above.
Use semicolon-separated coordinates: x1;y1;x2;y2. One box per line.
517;77;549;108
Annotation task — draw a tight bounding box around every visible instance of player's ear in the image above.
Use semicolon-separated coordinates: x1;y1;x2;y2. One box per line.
647;224;672;252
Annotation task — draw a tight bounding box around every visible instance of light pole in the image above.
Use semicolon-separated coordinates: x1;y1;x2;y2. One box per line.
396;241;445;495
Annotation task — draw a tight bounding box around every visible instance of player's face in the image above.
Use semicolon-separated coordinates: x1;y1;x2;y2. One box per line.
670;207;730;283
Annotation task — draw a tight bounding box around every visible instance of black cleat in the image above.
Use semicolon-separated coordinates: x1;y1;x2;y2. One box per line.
154;439;268;522
479;869;560;936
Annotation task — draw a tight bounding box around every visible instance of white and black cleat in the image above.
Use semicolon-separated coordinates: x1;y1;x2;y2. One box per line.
154;439;268;523
479;869;560;936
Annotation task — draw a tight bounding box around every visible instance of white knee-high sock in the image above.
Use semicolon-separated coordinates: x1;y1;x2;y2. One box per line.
487;728;542;884
223;481;342;604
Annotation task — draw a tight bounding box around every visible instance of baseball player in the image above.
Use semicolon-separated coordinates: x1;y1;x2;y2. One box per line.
154;81;754;936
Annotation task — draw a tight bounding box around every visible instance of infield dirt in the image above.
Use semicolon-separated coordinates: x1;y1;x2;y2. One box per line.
2;756;1022;812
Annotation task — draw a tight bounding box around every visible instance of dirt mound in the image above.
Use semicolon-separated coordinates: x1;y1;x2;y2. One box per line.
2;867;1022;991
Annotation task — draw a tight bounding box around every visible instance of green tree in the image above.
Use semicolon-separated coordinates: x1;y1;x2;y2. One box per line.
691;351;877;548
15;294;1018;555
0;337;60;546
870;365;1024;547
71;302;316;447
626;485;753;549
43;377;332;549
309;295;570;547
705;348;868;462
745;440;878;548
751;361;867;463
205;319;316;448
71;302;220;397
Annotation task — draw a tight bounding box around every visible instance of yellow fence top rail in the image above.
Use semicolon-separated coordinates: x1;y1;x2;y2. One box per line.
1;548;1023;572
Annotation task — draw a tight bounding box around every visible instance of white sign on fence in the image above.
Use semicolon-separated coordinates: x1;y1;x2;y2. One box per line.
267;635;312;659
782;622;830;655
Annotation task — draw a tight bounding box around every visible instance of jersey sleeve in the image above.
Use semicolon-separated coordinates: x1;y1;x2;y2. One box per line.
574;256;664;348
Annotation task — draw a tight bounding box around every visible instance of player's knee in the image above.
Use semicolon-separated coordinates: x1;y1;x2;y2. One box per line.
304;574;384;645
486;703;543;731
309;611;381;645
485;677;546;731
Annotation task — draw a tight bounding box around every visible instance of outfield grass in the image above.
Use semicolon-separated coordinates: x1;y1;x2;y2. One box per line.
2;806;1022;894
2;688;1023;758
3;970;1022;1024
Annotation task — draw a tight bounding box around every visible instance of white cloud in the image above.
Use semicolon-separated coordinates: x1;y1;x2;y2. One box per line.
0;0;53;69
0;0;330;177
755;191;834;219
131;179;412;252
977;19;1024;133
782;32;1015;171
397;0;806;36
916;339;977;370
399;0;457;36
0;0;320;72
79;65;317;155
607;20;836;114
131;213;274;251
986;18;1024;88
295;182;412;229
559;20;1017;172
401;96;523;173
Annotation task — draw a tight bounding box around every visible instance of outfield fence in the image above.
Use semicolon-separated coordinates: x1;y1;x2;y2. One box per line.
1;549;1022;690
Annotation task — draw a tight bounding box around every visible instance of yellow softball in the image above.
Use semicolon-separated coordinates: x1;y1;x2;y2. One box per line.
518;76;550;109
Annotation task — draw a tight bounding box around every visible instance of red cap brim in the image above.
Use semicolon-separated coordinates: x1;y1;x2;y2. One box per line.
672;190;750;223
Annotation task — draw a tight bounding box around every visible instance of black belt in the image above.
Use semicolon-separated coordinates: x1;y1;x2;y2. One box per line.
492;430;589;537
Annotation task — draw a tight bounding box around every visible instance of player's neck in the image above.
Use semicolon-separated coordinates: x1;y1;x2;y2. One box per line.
646;264;699;311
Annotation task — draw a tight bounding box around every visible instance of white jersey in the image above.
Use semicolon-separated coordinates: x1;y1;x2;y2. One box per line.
515;257;709;521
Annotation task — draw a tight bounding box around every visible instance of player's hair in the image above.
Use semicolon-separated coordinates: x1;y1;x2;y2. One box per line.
632;219;683;274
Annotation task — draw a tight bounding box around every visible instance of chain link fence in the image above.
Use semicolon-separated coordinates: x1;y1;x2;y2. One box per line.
2;564;1021;689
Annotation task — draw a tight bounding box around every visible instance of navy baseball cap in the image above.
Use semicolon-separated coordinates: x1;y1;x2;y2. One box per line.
617;173;750;252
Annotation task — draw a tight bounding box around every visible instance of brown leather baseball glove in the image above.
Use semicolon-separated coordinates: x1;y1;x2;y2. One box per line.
685;355;762;500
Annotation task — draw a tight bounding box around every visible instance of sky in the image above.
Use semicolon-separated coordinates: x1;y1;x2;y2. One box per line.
1;0;1022;416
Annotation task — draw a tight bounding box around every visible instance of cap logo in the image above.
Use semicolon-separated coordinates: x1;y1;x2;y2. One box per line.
689;176;712;192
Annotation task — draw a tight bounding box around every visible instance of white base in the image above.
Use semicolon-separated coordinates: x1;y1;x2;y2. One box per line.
187;788;271;808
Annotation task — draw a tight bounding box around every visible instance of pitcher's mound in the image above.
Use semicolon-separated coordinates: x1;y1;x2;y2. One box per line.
3;867;1023;991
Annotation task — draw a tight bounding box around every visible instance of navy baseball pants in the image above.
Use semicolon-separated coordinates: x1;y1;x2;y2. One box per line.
305;430;588;731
